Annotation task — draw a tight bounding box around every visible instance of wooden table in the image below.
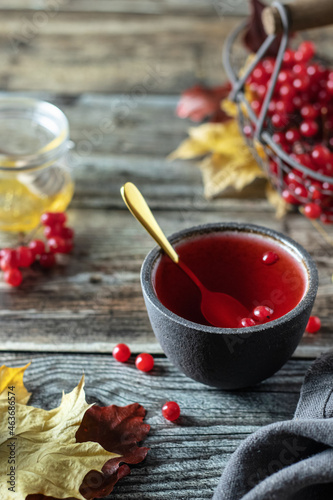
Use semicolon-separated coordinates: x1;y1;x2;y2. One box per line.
0;2;333;498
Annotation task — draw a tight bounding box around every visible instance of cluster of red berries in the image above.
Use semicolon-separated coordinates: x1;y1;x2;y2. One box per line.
0;212;74;287
112;343;154;371
112;343;180;421
246;41;333;222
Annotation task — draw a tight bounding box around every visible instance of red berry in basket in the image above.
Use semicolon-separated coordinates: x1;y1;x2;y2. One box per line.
39;252;56;268
252;66;268;85
28;239;45;257
162;401;180;422
293;76;310;92
262;251;279;265
282;189;299;205
300;120;319;138
0;249;18;271
306;315;321;334
295;41;316;62
308;182;325;201
293;64;308;77
4;268;23;287
304;202;322;219
279;84;296;100
253;306;274;322
48;236;66;254
16;246;34;267
113;343;131;363
327;79;333;95
285;129;301;143
272;113;288;128
300;104;320;120
283;49;295;66
294;184;308;199
240;318;256;328
135;353;154;372
311;145;331;167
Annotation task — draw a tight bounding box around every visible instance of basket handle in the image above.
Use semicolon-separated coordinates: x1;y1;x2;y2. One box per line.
262;0;333;35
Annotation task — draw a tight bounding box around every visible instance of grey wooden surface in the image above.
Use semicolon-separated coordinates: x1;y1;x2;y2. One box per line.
1;352;309;499
0;2;333;499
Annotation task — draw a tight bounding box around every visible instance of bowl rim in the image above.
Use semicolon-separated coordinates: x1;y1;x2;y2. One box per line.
140;222;318;335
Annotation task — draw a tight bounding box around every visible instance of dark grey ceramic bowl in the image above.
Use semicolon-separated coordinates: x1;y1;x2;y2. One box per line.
141;223;318;389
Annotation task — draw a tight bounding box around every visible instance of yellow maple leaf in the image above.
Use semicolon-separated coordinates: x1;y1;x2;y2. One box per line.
200;152;265;199
0;364;31;405
171;120;255;160
0;376;120;500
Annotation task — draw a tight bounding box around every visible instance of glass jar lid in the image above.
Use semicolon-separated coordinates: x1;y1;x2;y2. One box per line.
0;97;69;171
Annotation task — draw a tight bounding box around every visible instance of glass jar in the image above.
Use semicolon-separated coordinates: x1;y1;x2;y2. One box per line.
0;97;74;232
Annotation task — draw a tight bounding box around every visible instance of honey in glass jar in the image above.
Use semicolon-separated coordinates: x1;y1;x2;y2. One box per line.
0;97;74;232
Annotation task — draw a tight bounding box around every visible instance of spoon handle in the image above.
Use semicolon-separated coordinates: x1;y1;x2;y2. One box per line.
121;182;179;263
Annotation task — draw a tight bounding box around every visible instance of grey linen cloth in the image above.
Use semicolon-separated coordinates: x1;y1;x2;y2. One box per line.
213;351;333;500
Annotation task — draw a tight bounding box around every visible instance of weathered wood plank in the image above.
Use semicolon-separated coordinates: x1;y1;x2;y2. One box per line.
0;0;250;16
0;12;241;94
0;353;311;498
0;208;332;357
0;7;332;95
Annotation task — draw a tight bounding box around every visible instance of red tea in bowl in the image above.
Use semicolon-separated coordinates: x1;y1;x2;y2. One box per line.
152;231;308;328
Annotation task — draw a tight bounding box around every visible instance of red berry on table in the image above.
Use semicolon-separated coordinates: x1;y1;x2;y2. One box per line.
28;239;45;257
253;306;274;322
39;252;56;268
304;203;322;219
61;226;74;239
306;316;321;334
262;251;279;265
240;318;256;328
162;401;181;422
4;268;23;287
113;343;131;363
135;353;154;372
44;223;63;239
62;239;74;254
41;212;67;226
48;236;66;254
0;249;18;271
16;246;34;267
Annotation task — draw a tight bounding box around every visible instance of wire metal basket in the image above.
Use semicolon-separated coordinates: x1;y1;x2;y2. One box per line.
223;0;333;220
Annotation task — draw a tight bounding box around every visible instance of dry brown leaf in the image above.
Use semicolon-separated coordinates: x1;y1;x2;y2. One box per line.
200;152;265;199
266;183;291;218
0;364;31;404
0;377;119;500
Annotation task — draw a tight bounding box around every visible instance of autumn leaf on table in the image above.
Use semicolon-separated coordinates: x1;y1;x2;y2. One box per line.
243;0;282;57
171;119;265;199
176;83;232;123
75;403;150;499
0;377;120;500
0;363;31;404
